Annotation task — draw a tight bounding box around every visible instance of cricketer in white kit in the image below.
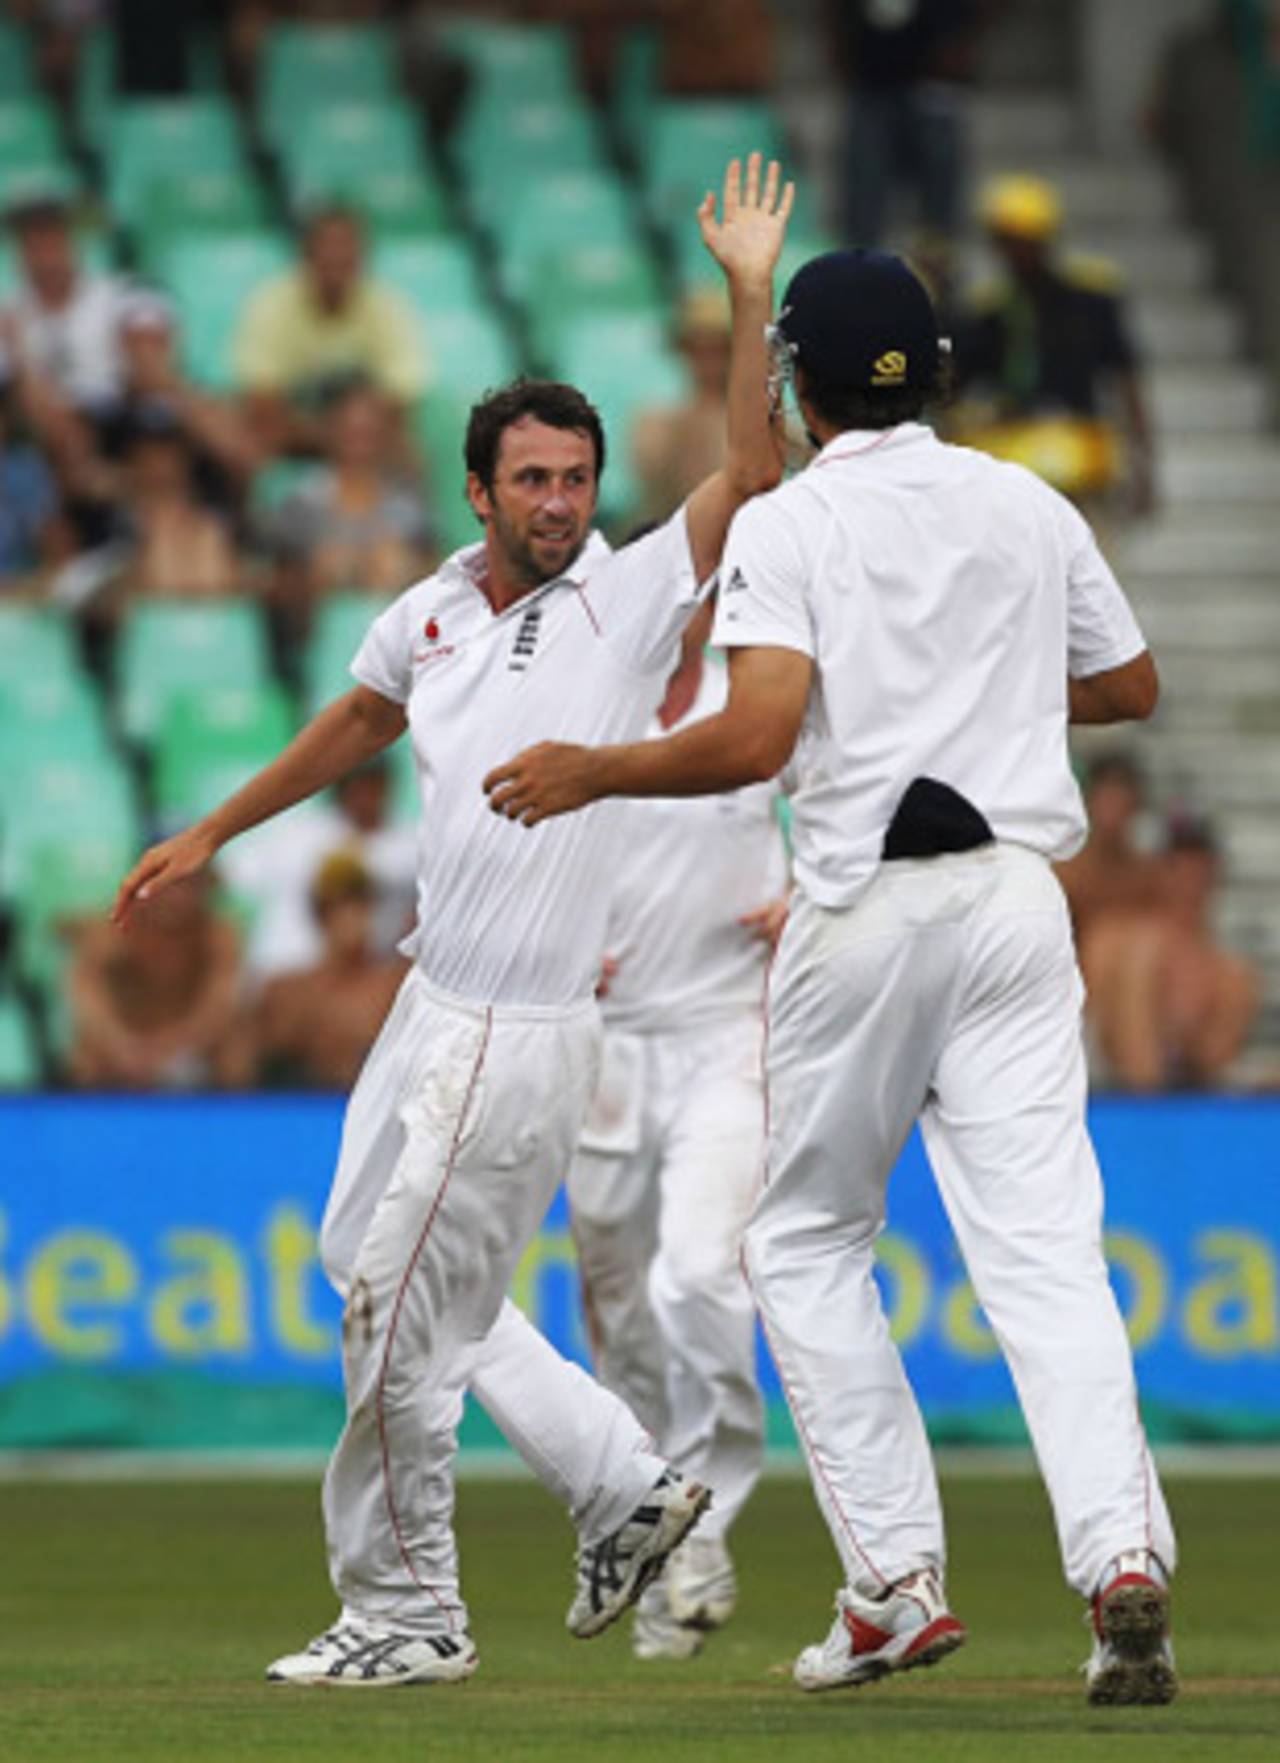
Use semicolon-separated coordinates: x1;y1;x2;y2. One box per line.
485;248;1178;1707
567;613;789;1659
112;154;794;1686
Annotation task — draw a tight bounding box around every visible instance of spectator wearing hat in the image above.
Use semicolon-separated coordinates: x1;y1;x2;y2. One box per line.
952;174;1157;514
630;287;732;525
250;850;408;1090
1082;816;1259;1091
233;204;426;459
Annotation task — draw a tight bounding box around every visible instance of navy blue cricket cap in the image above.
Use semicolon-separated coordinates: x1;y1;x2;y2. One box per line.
776;249;940;393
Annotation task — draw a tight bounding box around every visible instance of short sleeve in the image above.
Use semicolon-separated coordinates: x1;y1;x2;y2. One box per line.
1063;503;1146;679
588;506;705;675
712;496;813;657
350;590;418;705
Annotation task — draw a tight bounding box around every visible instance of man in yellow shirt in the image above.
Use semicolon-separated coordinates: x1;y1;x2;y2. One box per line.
235;204;426;455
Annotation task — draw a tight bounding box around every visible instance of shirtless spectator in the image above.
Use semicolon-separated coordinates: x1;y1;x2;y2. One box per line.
252;851;406;1089
111;420;243;602
1082;817;1259;1092
1057;751;1162;950
68;872;247;1089
233;204;425;458
268;379;434;645
631;288;728;524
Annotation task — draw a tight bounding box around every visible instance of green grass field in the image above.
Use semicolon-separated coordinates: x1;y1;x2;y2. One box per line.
2;1473;1277;1762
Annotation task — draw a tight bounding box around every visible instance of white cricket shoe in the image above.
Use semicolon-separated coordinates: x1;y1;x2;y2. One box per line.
794;1568;966;1692
567;1468;712;1640
1085;1551;1177;1706
266;1620;478;1687
633;1578;704;1661
666;1535;737;1631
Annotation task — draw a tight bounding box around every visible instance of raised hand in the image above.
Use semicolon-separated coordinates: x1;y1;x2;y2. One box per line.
111;822;219;929
697;152;794;288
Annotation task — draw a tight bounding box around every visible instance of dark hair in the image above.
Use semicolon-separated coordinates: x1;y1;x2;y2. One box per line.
1165;813;1218;860
301;202;363;245
797;352;952;433
465;378;606;492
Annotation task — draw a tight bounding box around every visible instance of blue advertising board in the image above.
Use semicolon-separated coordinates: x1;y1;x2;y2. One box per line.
0;1095;1277;1451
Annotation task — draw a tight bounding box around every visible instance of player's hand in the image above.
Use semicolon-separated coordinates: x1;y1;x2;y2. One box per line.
739;894;790;949
112;823;219;929
698;152;794;289
483;742;603;827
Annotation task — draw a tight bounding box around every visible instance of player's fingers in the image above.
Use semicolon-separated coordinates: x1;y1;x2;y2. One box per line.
744;149;761;209
112;851;165;925
696;190;718;244
762;156;779;212
778;180;796;224
722;156;741;219
482;757;523;796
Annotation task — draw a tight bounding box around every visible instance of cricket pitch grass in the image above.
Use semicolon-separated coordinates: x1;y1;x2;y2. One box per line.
1;1473;1276;1762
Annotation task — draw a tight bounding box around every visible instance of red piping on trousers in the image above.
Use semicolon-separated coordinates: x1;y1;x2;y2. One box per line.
375;1010;494;1629
743;944;890;1592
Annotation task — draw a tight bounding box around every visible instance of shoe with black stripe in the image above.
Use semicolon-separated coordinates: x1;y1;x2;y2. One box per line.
266;1620;478;1686
567;1469;712;1640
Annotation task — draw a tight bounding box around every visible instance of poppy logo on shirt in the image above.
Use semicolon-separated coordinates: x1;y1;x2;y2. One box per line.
424;616;441;642
871;349;907;387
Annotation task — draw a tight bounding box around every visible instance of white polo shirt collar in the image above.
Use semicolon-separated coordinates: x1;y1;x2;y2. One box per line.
810;422;936;470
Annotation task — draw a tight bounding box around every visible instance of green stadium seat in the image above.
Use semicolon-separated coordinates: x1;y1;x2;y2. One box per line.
374;236;483;312
436;19;577;103
0;21;34;99
106;99;250;236
278;102;448;232
322;168;450;238
614;27;660;153
0;158;79;210
422;307;518;402
414;392;481;559
0;672;110;769
456;94;603;194
526;240;662;366
115;601;272;746
152;682;295;820
0;991;38;1089
131;177;271;274
75;27;224;151
553;315;684;523
259;25;396;153
642;100;784;237
486;171;638;298
304;591;395;716
0;98;59;170
154;230;291;389
0;751;139;904
0;605;81;681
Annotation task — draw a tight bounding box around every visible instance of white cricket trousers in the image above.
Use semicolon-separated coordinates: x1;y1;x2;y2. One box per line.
318;967;666;1638
746;844;1175;1600
567;1018;766;1540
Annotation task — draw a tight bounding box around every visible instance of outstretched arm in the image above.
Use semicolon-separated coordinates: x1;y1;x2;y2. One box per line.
683;153;794;584
483;646;811;825
112;686;406;926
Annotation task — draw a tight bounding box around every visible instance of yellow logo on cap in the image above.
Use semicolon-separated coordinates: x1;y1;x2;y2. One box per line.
872;350;908;386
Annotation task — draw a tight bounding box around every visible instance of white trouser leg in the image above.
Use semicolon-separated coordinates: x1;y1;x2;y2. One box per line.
922;852;1175;1597
648;1020;766;1540
566;1041;666;1439
744;888;950;1596
470;1298;666;1542
318;974;600;1636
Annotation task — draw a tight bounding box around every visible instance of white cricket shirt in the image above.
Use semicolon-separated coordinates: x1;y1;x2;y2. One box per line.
713;424;1147;910
350;513;703;1007
600;656;788;1036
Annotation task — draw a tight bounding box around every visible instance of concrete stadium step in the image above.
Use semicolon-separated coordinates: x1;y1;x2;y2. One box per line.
1121;570;1278;606
1135;600;1280;649
1033;159;1178;227
970;92;1079;158
1133;300;1240;363
1160;444;1280;502
1148;365;1270;434
976;0;1075;89
1121;516;1278;573
1070;229;1211;295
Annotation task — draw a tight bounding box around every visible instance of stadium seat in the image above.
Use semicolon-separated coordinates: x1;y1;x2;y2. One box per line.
414;392;481;560
0;751;139;910
0;20;34;98
0;672;111;769
641;100;785;238
105;98;247;235
373;236;483;312
303;592;395;716
74;26;224;151
525;240;662;366
456;94;603;194
278;102;449;233
613;27;660;154
0;605;82;682
153;230;291;388
485;171;638;297
0;98;59;172
115;601;272;746
421;307;519;401
553;315;684;523
435;19;577;103
152;683;295;821
131;176;270;273
259;25;396;153
0;991;38;1089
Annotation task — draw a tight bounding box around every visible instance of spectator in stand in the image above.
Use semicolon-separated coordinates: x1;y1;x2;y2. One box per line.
67;870;248;1089
268;379;434;645
220;755;417;982
251;850;407;1089
0;196;133;500
1056;750;1163;951
1082;817;1259;1092
828;0;992;254
630;288;729;525
0;379;74;593
233;204;426;457
952;174;1158;515
108;418;243;602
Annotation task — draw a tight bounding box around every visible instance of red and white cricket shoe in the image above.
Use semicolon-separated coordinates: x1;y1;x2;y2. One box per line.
1085;1551;1177;1705
794;1567;966;1691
